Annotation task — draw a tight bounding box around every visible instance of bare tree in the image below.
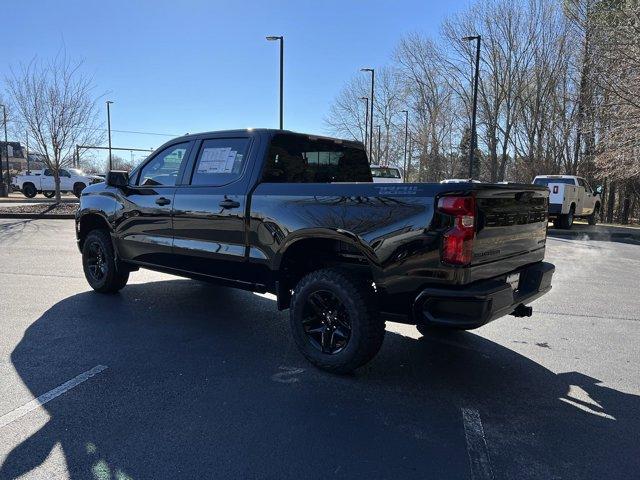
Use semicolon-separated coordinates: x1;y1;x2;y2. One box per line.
324;67;404;166
6;55;103;200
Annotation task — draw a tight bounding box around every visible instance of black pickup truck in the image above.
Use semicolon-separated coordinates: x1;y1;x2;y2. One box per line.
76;129;554;373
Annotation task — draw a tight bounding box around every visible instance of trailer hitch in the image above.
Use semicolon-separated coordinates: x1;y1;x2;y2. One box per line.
510;304;533;318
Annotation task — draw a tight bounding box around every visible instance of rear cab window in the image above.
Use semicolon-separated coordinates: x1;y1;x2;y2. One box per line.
261;133;372;183
371;167;401;179
533;178;575;187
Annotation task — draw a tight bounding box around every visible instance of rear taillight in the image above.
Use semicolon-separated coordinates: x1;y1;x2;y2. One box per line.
438;195;476;265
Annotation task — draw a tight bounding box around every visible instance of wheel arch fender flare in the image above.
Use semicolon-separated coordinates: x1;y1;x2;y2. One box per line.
272;228;380;273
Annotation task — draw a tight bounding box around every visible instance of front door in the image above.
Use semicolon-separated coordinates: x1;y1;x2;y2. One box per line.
171;136;255;283
115;141;193;266
578;178;596;215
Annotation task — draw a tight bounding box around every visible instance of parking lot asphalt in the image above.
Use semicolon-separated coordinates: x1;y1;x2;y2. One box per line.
0;219;638;480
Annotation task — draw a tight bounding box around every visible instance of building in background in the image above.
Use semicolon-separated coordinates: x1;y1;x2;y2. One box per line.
0;142;45;172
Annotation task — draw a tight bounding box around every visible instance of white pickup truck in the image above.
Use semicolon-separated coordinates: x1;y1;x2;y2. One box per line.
533;175;602;228
12;168;103;198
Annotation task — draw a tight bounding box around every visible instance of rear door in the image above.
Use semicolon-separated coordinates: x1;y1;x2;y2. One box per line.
115;141;193;266
41;169;55;191
170;135;256;282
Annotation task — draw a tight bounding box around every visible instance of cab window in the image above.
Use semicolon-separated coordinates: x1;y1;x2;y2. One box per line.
262;133;372;183
190;138;250;186
137;143;189;187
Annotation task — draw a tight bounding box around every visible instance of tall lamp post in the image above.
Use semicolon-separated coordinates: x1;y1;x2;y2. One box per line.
462;35;481;179
377;125;381;165
266;35;284;129
0;104;7;197
360;97;369;154
360;68;374;163
400;110;409;182
106;100;114;171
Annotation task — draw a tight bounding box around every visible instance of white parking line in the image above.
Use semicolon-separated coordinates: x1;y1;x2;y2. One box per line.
0;365;108;429
461;407;495;480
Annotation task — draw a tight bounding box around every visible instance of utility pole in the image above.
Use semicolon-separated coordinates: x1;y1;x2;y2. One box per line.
361;68;375;163
360;97;369;154
0;104;7;196
266;35;284;129
463;35;481;179
401;110;409;182
106;100;114;171
376;125;381;165
26;132;30;173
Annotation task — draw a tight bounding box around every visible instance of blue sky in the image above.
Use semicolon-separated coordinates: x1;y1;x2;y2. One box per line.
5;0;469;157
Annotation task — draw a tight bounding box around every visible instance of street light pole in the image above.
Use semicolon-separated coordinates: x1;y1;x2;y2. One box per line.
266;35;284;129
0;104;7;197
401;110;409;182
463;35;481;179
377;125;381;165
360;97;369;153
26;132;30;173
106;100;114;171
361;68;375;163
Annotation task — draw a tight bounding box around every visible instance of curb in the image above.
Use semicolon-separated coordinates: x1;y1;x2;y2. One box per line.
0;213;75;220
548;230;640;244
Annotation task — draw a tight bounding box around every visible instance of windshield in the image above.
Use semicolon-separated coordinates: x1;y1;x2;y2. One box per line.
533;178;575;186
370;167;401;179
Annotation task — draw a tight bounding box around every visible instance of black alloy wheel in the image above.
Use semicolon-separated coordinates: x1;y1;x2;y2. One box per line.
81;229;129;293
85;240;107;282
290;268;385;374
302;290;352;354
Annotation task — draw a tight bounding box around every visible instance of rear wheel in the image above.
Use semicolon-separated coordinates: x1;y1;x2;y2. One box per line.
588;205;599;226
290;268;385;374
23;183;37;198
43;191;55;198
73;182;86;198
82;229;129;293
559;206;574;229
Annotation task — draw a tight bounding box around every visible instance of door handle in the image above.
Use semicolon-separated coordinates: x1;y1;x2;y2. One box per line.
219;198;240;209
155;197;171;206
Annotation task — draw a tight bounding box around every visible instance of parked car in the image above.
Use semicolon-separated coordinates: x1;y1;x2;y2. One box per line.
13;168;103;198
76;129;555;373
533;175;602;228
370;165;403;183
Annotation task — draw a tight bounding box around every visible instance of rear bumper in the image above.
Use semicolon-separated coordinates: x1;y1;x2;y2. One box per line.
413;261;554;329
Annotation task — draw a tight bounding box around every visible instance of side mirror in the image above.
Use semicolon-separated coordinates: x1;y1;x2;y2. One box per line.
106;170;129;188
595;185;603;195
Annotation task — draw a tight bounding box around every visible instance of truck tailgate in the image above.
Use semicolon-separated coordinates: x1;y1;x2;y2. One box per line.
471;186;548;274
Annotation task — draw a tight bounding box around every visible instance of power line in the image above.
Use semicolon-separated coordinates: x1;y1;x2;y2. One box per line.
4;118;178;137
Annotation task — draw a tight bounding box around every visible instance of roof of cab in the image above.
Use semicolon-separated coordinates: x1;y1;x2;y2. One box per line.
168;129;363;147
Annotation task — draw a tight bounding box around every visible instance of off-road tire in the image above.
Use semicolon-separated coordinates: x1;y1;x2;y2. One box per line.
290;268;385;374
588;205;599;226
23;183;37;198
82;229;129;294
73;182;86;198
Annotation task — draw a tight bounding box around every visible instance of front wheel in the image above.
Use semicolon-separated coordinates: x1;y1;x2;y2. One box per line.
82;229;129;293
290;268;385;374
588;205;599;226
22;183;37;198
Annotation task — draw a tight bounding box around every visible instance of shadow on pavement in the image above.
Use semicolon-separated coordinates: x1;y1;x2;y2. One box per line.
1;280;638;479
